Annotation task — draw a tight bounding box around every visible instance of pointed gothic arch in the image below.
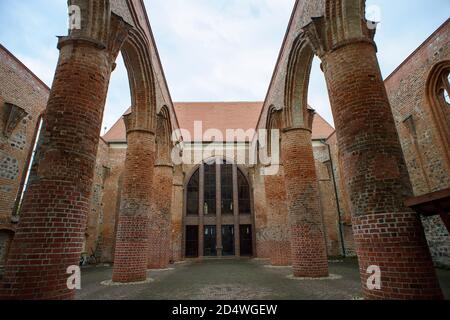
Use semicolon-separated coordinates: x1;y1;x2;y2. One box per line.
268;0;442;299
284;35;314;129
425;60;450;168
155;105;173;165
0;0;173;299
121;28;157;132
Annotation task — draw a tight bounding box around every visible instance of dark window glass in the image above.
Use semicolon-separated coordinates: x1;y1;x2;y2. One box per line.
238;170;251;214
221;164;233;215
185;226;199;257
443;72;450;104
239;225;253;256
203;163;216;215
187;169;199;216
203;225;217;256
221;225;235;256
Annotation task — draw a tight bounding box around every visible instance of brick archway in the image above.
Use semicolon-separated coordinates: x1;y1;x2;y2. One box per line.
275;0;443;299
0;0;172;299
146;106;175;270
0;0;445;301
111;27;160;283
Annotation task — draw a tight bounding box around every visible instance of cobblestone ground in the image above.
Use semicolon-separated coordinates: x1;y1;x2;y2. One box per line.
76;258;450;300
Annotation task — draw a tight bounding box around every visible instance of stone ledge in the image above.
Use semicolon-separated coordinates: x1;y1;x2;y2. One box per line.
287;274;343;281
101;278;154;286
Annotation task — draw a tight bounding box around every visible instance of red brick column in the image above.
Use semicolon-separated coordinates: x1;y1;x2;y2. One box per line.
170;165;184;262
112;130;155;283
148;164;173;269
281;122;329;278
0;38;114;300
322;40;443;299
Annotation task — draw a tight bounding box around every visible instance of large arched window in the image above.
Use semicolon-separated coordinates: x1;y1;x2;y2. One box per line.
185;158;251;216
186;169;199;216
184;158;254;258
238;169;251;214
221;162;233;215
203;160;216;215
438;71;450;105
426;61;450;165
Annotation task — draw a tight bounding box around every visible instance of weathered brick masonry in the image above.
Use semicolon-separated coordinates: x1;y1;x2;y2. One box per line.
0;1;131;297
264;166;290;266
112;130;155;282
170;165;184;263
148;164;173;269
314;142;343;257
385;19;450;268
281;113;329;277
84;139;109;258
0;0;448;301
325;132;356;257
252;163;270;259
97;145;126;263
322;40;442;299
0;45;49;269
0;36;118;299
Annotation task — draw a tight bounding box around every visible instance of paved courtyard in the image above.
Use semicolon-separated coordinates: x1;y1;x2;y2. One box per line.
76;258;450;300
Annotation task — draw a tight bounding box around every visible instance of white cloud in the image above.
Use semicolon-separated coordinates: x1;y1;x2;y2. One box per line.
3;0;448;131
144;0;294;102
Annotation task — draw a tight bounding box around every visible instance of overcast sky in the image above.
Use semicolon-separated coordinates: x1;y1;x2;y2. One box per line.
0;1;448;132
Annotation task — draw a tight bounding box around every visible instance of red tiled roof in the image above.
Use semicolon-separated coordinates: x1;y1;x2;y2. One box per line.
102;110;129;143
174;102;264;142
102;102;334;142
312;113;335;140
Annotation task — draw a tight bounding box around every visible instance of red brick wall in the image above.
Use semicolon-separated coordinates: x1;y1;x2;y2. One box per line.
252;164;270;259
264;165;290;265
83;139;109;259
0;45;49;268
314;144;341;257
0;46;49;223
97;145;127;263
148;165;173;269
326;133;356;257
385;19;450;267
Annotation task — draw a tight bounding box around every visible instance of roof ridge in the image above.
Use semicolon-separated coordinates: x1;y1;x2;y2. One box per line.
315;112;335;130
0;43;51;92
385;17;450;82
